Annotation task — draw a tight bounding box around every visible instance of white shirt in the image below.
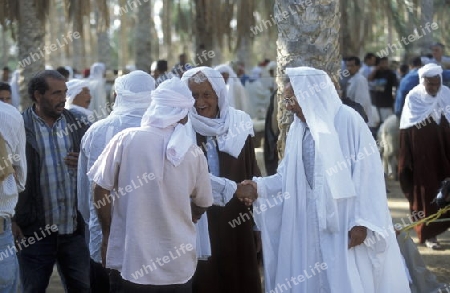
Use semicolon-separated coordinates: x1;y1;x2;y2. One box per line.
346;72;375;126
78;111;145;263
88;125;213;285
0;103;26;218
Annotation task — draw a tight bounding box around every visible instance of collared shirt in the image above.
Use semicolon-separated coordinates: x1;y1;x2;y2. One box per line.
32;110;77;235
0;104;26;218
88;126;212;285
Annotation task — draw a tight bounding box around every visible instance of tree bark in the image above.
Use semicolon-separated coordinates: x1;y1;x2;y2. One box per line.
135;0;152;72
275;0;341;156
18;0;45;110
420;0;434;52
193;0;214;66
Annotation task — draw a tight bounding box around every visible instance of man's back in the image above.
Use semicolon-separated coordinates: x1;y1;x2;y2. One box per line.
93;125;212;285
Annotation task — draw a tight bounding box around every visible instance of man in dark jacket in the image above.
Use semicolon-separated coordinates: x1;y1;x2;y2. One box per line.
13;70;90;293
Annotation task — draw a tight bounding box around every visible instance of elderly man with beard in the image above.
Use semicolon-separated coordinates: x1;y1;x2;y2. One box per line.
399;63;450;250
241;67;410;293
181;67;262;293
15;70;90;292
77;70;155;292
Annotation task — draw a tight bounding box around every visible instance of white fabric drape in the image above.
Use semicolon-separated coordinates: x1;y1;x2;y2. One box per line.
141;77;194;166
400;63;450;129
254;66;410;293
181;66;254;158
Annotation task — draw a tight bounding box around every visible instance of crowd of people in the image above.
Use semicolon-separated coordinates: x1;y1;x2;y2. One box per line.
0;41;449;293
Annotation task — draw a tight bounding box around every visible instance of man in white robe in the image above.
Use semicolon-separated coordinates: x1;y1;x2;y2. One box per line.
214;64;248;111
243;66;411;293
88;77;213;292
77;70;155;292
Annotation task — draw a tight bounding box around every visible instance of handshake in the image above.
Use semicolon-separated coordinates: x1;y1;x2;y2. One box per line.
235;180;258;206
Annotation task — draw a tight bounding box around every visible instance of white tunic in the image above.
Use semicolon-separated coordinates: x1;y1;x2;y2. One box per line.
88;125;213;285
253;107;411;293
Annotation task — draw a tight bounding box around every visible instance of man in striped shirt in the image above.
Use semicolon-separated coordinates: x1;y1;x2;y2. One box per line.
14;70;90;293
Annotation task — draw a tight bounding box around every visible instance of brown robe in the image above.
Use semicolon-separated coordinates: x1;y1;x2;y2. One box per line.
192;134;262;293
398;115;450;243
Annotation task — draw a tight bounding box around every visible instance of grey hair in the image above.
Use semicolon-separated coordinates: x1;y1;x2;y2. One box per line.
188;71;209;84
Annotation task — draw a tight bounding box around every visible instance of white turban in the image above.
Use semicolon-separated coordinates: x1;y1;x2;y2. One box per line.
90;62;106;79
214;64;239;107
418;63;443;80
400;63;450;129
286;66;356;200
182;66;254;158
113;70;155;115
65;79;90;105
141;77;195;166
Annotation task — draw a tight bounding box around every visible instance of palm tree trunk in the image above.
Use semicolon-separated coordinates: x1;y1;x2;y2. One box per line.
72;0;86;71
420;0;433;51
193;0;214;66
119;0;128;70
275;0;341;156
135;0;152;72
18;0;45;110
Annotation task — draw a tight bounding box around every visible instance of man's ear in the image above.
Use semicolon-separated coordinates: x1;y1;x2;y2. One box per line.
34;90;43;103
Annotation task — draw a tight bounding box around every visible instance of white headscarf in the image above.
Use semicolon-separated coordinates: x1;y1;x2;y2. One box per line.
90;62;106;79
65;79;93;116
214;64;238;107
113;70;155;115
286;66;356;200
65;66;74;80
66;79;90;104
141;77;194;166
181;66;254;158
400;63;450;129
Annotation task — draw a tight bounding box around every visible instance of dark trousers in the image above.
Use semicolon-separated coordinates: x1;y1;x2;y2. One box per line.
91;258;110;293
110;269;192;293
18;232;90;293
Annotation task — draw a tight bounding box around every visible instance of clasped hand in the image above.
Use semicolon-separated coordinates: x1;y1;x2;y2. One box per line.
235;180;258;206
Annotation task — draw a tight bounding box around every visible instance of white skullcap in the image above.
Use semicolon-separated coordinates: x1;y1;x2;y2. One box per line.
66;79;89;104
141;77;194;128
418;63;443;79
113;70;155;114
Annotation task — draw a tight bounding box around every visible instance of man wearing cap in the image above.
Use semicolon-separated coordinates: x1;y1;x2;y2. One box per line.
88;77;213;292
242;66;410;293
399;63;450;250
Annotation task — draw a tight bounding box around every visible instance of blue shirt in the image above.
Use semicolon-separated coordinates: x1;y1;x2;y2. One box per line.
32;111;77;235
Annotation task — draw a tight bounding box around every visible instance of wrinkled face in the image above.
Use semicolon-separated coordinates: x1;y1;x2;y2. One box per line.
72;87;91;109
284;82;305;122
221;72;230;84
35;78;67;119
423;76;441;97
346;60;359;76
0;90;12;104
188;74;219;119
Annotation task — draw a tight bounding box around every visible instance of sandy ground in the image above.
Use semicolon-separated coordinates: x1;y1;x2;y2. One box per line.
45;149;450;292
